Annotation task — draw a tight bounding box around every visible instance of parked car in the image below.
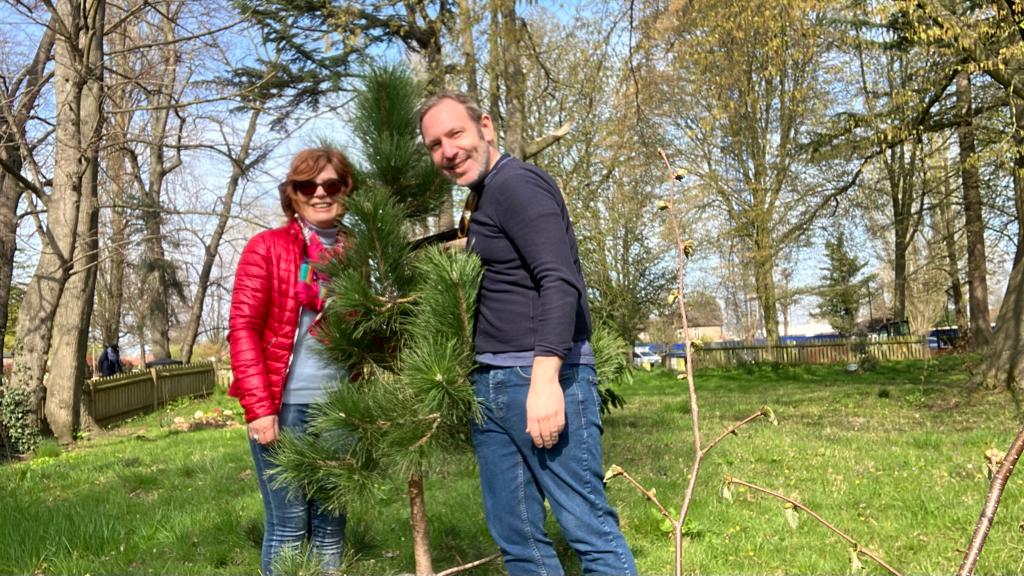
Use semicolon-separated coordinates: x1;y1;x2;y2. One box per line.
633;350;661;367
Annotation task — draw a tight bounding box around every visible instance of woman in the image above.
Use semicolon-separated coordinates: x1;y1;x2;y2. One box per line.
228;147;353;575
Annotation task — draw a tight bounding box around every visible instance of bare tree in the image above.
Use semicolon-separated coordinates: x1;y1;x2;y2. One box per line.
179;107;262;363
93;0;139;349
8;0;107;443
0;18;54;365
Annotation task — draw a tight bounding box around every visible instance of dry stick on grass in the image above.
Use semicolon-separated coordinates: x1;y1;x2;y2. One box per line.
435;553;502;576
727;477;903;576
957;424;1024;576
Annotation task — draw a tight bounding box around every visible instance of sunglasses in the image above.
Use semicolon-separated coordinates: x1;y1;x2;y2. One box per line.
457;189;480;239
291;178;347;197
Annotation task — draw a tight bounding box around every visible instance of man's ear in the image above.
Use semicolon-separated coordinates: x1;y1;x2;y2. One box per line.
480;113;497;145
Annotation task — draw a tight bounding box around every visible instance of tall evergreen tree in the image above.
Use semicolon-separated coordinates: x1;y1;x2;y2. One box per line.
815;230;869;336
268;66;478;576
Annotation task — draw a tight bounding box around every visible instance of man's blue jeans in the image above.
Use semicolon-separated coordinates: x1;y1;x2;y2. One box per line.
250;403;345;575
471;364;637;576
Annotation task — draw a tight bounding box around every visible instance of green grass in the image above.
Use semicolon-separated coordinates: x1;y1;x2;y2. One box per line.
2;355;1023;575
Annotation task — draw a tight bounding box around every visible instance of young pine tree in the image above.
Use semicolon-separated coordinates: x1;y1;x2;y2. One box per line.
268;66;478;576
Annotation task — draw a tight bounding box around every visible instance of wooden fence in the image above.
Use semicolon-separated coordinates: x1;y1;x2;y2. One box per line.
85;361;216;426
673;336;930;371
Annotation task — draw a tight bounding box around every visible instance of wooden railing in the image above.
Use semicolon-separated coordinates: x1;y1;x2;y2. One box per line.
85;362;216;426
676;336;930;370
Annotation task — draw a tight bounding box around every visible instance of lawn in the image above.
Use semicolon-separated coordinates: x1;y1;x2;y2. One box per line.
2;354;1022;575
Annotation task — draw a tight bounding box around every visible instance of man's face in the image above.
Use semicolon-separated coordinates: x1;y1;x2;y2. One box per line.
421;98;498;187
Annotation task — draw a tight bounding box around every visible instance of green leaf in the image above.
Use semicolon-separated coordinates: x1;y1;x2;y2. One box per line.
721;481;733;502
783;503;799;529
656;507;678;533
604;464;624;483
848;548;865;573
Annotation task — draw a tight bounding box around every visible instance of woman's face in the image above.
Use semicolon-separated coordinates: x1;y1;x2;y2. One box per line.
290;164;347;228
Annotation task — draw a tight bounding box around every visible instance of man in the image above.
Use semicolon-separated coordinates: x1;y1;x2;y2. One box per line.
418;91;637;576
98;343;124;377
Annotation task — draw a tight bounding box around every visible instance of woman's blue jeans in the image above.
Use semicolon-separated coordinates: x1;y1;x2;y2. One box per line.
249;403;345;575
471;364;637;576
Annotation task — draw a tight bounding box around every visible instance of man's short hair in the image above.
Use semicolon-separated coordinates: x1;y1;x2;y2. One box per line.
416;91;486;128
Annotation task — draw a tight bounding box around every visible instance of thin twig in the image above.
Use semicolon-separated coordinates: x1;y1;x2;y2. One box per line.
728;477;903;576
435;553;502;576
374;294;416;307
607;466;676;526
701;409;768;456
410;413;442;450
957;424;1024;576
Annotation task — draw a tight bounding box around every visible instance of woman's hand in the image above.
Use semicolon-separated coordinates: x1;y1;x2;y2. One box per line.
248;414;279;445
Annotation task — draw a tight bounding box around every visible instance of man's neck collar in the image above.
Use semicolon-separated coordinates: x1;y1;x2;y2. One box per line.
475;152;511;191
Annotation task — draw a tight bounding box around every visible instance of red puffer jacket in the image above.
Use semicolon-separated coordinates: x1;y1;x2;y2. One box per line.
228;219;304;422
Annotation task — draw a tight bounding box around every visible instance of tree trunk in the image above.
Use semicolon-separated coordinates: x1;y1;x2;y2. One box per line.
751;233;779;341
977;92;1024;388
456;0;479;100
408;473;434;576
181;108;261;363
0;172;22;349
96;10;134;348
937;189;968;335
142;204;171;360
956;71;991;349
141;3;183;361
498;0;525;158
0;24;54;356
9;0;105;435
45;0;106;444
47;165;101;442
486;0;501;141
100;140;128;347
892;231;908;322
884;139;922;324
1012;97;1024;268
888;147;909;322
979;255;1024;390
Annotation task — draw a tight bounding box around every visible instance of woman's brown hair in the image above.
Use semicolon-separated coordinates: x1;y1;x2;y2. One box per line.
278;147;354;219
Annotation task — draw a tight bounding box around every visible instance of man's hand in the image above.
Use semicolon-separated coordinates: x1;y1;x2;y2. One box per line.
248;414;279;446
444;236;468;250
526;356;565;449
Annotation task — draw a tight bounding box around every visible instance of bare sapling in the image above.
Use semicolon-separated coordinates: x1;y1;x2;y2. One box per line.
605;150;776;576
606;152;1023;576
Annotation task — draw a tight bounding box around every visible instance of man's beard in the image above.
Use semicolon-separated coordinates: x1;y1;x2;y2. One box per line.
463;144;491;188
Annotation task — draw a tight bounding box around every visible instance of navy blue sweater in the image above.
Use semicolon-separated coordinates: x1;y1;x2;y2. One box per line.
467;155;592;358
